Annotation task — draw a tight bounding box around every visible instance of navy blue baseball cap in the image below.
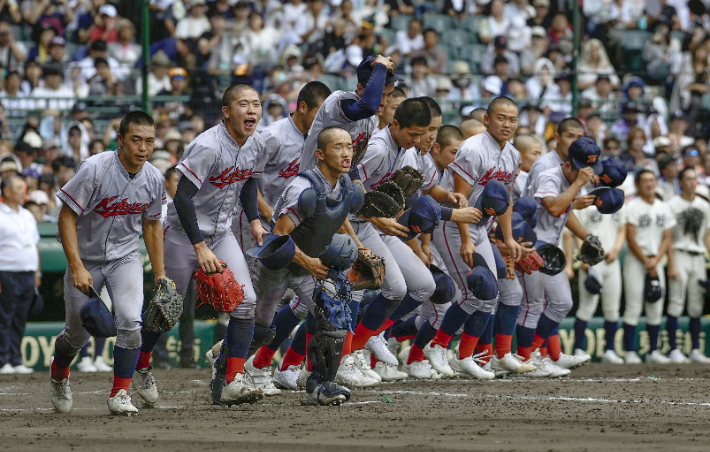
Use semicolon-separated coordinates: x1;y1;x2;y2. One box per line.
475;180;510;226
356;55;403;86
568;137;603;174
584;267;603;295
513;196;538;228
494;212;536;244
590;187;624;214
397;195;441;241
597;157;627;187
246;233;296;270
466;254;498;300
430;266;457;305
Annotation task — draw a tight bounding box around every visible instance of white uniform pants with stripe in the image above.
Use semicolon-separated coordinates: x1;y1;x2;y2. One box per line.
517;270;573;328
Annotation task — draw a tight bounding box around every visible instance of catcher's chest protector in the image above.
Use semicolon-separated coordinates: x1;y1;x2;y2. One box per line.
288;170;363;275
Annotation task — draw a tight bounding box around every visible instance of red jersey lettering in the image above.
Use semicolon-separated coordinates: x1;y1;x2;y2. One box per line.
209;166;254;189
279;158;300;179
95;196;150;218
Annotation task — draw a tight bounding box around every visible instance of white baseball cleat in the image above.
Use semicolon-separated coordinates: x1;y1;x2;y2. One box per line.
221;373;264;405
624;351;642;364
273;364;300;390
245;355;281;396
401;358;439;379
13;364;34;374
573;348;588;357
352;349;382;382
76;356;97;373
335;355;378;387
93;356;112;372
669;349;690;364
50;378;73;413
553;352;590;369
423;343;455;378
373;361;408;381
646;350;671;364
493;352;536;374
297;365;311;390
601;349;624;364
133;367;159;405
544;358;571;377
364;334;399;366
450;355;495;380
690;349;710;363
108;389;138;416
521;351;555;378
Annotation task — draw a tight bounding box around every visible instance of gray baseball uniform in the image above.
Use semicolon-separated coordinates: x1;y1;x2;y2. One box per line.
524;150;563;197
56;151;165;352
518;165;574;328
300;91;375;171
164;122;267;320
667;195;710;318
432;131;520;314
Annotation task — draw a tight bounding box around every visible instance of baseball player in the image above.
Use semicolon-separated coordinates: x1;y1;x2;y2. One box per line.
425;96;524;379
377;87;406;130
233;82;332;252
248;126;362;405
512;134;542;203
573;201;626;364
459;119;486;139
49;111;166;415
158;84;269;405
300;55;399;172
623;169;675;364
516;138;602;375
666;167;710;363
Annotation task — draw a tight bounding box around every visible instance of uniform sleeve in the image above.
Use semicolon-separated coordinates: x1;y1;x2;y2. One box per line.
177;138;218;189
626;203;639;227
323;92;352;124
249;136;267;179
274;179;308;227
450;147;482;187
420;154;438;192
259;125;281;163
357;140;387;188
56;159;98;215
663;203;677;230
533;173;560;200
142;172;166;220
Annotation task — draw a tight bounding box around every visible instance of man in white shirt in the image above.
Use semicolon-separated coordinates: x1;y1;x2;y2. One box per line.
395;17;424;56
0;175;40;375
31;67;76;111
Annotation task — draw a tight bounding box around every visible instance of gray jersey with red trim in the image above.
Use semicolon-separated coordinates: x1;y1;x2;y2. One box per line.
56;150;165;262
531;165;571;245
399;147;439;203
258;115;306;208
167;121;266;236
524;150;562;197
300;90;375;171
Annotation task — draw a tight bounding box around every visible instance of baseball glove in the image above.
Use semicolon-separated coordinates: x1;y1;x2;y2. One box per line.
143;278;184;333
348;249;386;290
357;182;405;218
194;261;245;312
515;251;545;275
579;234;605;266
392;166;425;198
537;243;567;276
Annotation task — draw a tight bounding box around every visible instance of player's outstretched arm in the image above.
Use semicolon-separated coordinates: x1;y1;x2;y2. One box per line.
143;217;166;283
564;211;588;241
272;214;328;279
241;178;267;247
58;204;93;295
256;187;273;223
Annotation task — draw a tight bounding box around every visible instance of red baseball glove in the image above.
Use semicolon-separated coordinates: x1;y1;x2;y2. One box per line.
194;260;244;312
515;251;545;275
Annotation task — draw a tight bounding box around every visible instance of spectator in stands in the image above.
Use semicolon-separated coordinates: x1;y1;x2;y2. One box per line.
480;75;502;100
577;38;620;90
448;61;479;101
406;55;436;97
51;154;75;186
297;0;328;52
507;16;531;53
519;103;545;138
60;123;87;162
0;20;26;74
504;0;534;22
230;1;251;30
28;189;51;220
156;67;189;121
682;144;703;174
73;39;122;84
208;0;235;19
31;66;75;110
525;57;555;100
13;141;37;173
23;0;73;40
88;138;105;156
37;173;58;217
625;127;658;173
656;153;679;200
0;70;33;115
75;0;105;43
611;102;641;140
667;111;695;150
42;36;68;75
478;0;508;44
176;0;211;67
0;155;19;179
244;11;282;69
653;136;672;156
542;72;572;116
87;57;118;96
107;19;141;70
385;0;415;18
671;44;710;137
0;174;40;375
520;26;549;75
582;74;616;112
480;35;520;77
88;4;119;43
26;21;53;64
527;0;552;29
586;113;607;145
410;28;447;75
23;200;43;223
0;0;21;24
443;0;472;19
395;17;424;57
643;21;682;83
135;50;172;97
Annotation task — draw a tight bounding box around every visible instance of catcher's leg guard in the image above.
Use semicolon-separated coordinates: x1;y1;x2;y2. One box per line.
306;301;350;406
210;341;228;405
247;324;277;356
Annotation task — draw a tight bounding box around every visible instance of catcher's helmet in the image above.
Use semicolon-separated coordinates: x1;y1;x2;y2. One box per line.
319;233;358;271
535;241;567;276
246;233;296;270
79;286;117;338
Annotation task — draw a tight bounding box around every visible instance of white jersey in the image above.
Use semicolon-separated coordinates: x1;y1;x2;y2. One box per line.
531;165;571;245
668;194;710;254
625;196;676;256
576;204;626;251
167;122;266;236
258;115;306;208
524;150;563;197
513;170;527;203
301;90;375;171
57;150;165;262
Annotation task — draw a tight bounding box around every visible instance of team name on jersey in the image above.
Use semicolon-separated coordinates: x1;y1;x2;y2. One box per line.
279;158;300;179
209;166;254;188
370;173;395;190
95;196;150;218
479;167;513;186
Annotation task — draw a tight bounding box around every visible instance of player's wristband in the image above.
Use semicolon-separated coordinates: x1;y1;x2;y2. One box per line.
348;167;361;182
440;207;452;221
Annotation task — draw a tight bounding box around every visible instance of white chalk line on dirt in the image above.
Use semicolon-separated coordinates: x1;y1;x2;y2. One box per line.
363;389;710;407
0;404;188;413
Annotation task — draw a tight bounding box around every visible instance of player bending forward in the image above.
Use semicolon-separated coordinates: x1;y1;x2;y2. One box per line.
50;111;167;415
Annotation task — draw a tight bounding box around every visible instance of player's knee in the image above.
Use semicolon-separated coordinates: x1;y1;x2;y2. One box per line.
290;297;311;320
408;275;437;302
688;303;703;319
55;332;86;357
600;306;619;323
116;329;142;349
667;300;684;318
382;280;407;302
231;287;257;319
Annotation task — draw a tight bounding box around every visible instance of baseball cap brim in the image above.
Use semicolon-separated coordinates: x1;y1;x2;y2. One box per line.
572;158;603;175
385;73;403;85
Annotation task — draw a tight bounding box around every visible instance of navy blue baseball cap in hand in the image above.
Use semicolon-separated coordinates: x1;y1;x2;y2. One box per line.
356;55;403;86
568;137;603;174
598;157;627;187
475;179;510;226
494;212;536;244
246;233;296;270
513;196;538;228
397;195;442;241
466;253;498;300
584;267;603;295
589;187;624;214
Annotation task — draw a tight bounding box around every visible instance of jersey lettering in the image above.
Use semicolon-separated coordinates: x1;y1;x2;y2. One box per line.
279;158;300;179
656;214;666;228
370;173;395;189
209;166;254;188
638;214;651;228
479;167;513;186
95;196;150;218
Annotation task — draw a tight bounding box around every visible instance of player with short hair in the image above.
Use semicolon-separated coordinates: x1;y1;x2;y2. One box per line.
157;84;270;405
378;87;407;130
623;169;675;364
459;119;486;139
512;134;542;202
49;111;167;415
665;167;710;363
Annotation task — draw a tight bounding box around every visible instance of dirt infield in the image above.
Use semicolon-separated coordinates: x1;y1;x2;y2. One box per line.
2;364;709;452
